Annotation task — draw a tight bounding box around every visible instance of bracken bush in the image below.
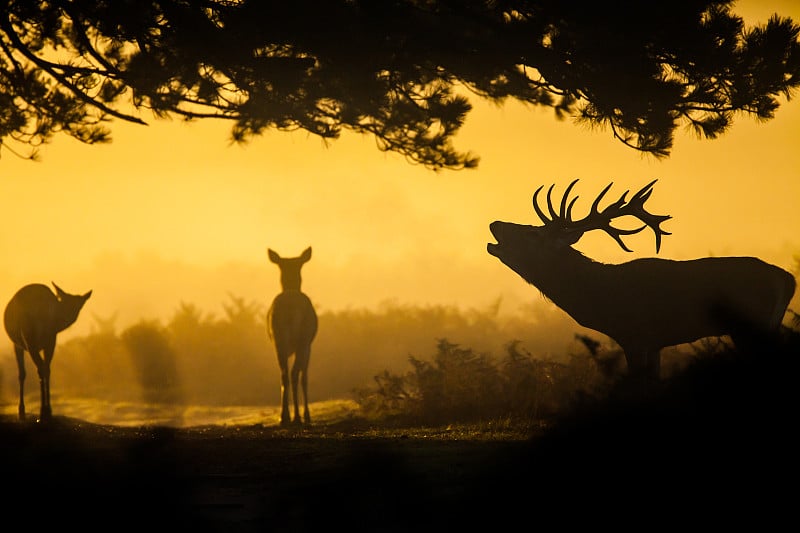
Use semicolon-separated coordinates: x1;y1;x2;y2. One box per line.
352;337;623;426
352;307;800;428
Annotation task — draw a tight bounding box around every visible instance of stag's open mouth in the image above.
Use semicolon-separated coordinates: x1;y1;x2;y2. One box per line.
487;222;503;257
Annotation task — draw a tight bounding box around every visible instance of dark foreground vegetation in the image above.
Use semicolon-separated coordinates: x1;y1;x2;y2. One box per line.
2;325;797;531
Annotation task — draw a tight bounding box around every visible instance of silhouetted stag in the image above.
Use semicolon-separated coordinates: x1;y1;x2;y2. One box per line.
488;179;796;380
267;247;318;426
4;282;92;421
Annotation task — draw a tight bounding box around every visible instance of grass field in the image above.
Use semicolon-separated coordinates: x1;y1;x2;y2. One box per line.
2;338;797;531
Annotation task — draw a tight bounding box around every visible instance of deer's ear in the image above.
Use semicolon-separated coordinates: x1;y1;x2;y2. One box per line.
52;282;65;297
268;249;280;263
83;290;93;300
301;247;312;262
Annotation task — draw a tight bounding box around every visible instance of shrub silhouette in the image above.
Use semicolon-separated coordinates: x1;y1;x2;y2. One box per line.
353;307;800;428
354;337;617;425
121;321;183;406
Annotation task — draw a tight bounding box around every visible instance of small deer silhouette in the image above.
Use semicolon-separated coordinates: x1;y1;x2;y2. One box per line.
488;179;796;380
4;282;92;421
267;247;318;426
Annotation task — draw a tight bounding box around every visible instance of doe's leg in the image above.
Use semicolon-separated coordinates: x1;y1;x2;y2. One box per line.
301;369;310;425
14;346;26;420
295;346;311;425
38;345;54;421
277;354;292;427
290;359;302;424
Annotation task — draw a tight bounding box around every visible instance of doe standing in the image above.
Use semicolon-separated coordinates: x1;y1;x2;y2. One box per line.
4;282;92;421
267;247;318;426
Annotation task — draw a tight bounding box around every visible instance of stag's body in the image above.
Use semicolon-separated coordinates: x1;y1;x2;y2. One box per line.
267;247;318;426
4;282;92;421
489;180;796;379
512;244;794;375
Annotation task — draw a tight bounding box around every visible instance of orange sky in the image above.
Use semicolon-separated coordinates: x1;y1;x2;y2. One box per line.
0;0;798;339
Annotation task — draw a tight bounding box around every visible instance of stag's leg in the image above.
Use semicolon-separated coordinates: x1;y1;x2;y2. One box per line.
14;346;26;420
645;350;661;380
624;350;647;378
623;349;660;389
731;323;777;355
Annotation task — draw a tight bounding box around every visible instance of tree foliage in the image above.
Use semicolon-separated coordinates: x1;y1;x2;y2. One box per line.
1;1;798;168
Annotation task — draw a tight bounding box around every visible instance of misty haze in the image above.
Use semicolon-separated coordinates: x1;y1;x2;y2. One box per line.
0;292;627;426
2;1;799;530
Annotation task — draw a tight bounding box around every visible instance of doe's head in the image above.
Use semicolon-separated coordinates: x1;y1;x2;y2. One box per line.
268;247;312;292
52;281;92;328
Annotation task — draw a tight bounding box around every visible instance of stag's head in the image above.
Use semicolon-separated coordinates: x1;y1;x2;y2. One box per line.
487;179;672;277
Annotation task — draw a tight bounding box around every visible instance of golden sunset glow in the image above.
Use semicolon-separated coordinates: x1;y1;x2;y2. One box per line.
0;0;798;344
2;5;799;529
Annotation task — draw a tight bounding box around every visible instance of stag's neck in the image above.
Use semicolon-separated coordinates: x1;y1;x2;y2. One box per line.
528;248;612;318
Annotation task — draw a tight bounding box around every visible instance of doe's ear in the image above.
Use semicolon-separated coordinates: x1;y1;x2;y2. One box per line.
83;290;93;300
52;282;65;297
301;247;312;262
268;249;280;263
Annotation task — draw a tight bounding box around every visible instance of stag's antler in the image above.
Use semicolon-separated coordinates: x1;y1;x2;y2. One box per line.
533;179;672;252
